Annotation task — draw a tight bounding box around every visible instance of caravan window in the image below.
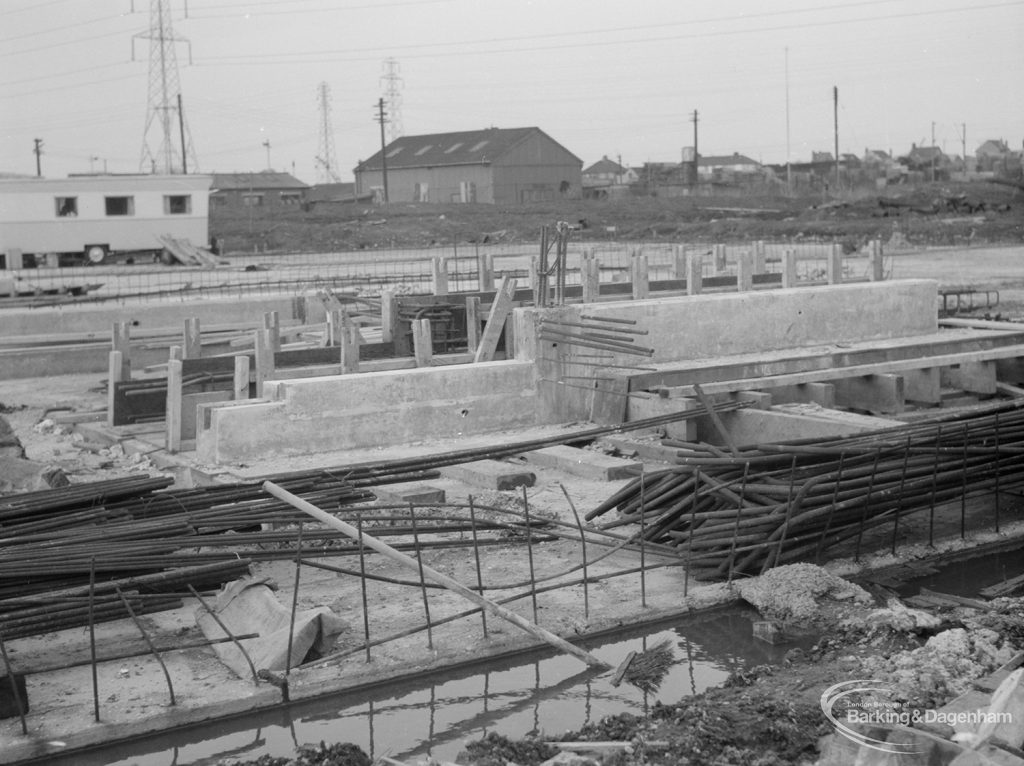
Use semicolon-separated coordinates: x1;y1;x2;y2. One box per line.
55;197;78;217
164;195;192;214
105;196;134;216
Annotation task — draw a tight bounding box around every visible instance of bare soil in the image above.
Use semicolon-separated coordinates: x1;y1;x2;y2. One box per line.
211;182;1024;254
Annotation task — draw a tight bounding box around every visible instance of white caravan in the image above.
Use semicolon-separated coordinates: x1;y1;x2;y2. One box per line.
0;174;213;267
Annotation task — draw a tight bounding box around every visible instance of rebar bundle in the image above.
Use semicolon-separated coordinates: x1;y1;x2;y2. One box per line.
588;400;1024;578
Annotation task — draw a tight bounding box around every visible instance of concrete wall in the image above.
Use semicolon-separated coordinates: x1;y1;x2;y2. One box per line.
195;359;539;464
516;280;938;366
1;295;313;337
517;280;938;421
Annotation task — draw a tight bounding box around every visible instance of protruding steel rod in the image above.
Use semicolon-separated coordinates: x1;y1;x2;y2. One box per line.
263;481;609;669
467;496;489;637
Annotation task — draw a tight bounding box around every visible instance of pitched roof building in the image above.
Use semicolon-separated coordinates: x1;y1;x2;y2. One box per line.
353;127;582;204
210;171;309;210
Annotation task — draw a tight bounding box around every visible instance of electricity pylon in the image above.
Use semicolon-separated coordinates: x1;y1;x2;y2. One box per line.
135;0;199;174
380;58;404;142
315;82;341;183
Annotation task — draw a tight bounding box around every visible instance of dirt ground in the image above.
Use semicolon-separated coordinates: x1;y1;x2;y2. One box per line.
211;182;1024;254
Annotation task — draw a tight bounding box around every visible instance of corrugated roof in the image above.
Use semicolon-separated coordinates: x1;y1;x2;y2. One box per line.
355;127;580;171
211;171;309;191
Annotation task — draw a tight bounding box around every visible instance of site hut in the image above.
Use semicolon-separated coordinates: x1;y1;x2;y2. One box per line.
209;171;310;212
353;126;583;204
0;173;213;268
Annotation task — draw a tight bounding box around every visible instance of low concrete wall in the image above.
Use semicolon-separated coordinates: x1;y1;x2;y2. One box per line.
0;294;318;337
195;359;539;464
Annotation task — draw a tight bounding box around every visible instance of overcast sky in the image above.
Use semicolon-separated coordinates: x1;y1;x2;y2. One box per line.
1;0;1022;183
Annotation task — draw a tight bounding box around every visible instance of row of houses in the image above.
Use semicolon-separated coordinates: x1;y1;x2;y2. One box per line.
207;128;1023;210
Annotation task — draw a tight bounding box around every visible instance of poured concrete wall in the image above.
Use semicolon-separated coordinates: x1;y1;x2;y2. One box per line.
1;294;318;337
519;280;938;421
195;359;538;464
516;280;938;365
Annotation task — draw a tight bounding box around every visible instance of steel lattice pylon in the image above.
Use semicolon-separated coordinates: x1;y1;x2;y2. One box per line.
315;82;341;184
380;58;404;143
136;0;199;174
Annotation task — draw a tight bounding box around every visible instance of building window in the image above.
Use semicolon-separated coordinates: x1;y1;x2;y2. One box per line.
105;196;134;216
211;195;227;207
386;146;404;158
55;197;77;217
468;140;488;152
280;192;302;205
164;194;192;214
414;182;429;202
414;145;432;156
459;181;476;203
242;194;264;207
444;142;463;154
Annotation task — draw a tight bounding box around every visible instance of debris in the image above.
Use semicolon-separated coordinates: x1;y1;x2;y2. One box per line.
0;456;69;493
619;639;674;694
735;563;872;623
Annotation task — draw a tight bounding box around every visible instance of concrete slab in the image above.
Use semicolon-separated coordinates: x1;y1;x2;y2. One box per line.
372;482;446;505
519;444;642;480
439;459;536;490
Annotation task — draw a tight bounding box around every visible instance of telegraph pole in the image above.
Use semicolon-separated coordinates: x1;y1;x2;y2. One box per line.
961;123;967;176
931;121;936;182
33;138;43;177
376;98;390;204
691;109;699;186
833;86;840;192
177;93;187;174
785;47;791;191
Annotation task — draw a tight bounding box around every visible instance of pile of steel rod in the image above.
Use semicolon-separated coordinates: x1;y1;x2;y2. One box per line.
0;398;740;639
588;400;1024;578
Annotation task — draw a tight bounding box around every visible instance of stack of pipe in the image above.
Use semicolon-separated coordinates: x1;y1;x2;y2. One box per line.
588;400;1024;578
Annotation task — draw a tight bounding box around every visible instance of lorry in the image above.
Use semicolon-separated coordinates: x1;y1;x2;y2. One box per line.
0;173;213;268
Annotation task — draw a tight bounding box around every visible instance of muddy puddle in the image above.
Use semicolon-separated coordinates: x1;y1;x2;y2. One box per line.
44;605;814;765
897;545;1024;599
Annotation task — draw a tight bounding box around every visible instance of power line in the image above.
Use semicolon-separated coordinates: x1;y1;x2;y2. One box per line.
194;0;1022;65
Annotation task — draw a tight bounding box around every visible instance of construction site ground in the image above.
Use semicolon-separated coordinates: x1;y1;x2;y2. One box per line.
2;189;1024;764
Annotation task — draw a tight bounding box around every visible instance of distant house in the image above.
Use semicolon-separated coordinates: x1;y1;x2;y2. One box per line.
697;153;761;178
304;182;363;210
210;171;309;211
976;139;1013;172
900;144;950;175
582;155;638;198
353;127;582;204
583;156;638;186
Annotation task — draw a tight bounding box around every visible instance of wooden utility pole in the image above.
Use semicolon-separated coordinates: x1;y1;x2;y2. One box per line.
33;138;43;177
931;121;937;182
376;98;390;204
833;86;840;191
177;93;187;174
691;109;699;186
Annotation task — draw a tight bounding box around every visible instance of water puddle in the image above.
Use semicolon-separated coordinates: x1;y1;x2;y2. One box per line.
897;545;1024;599
56;606;811;765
